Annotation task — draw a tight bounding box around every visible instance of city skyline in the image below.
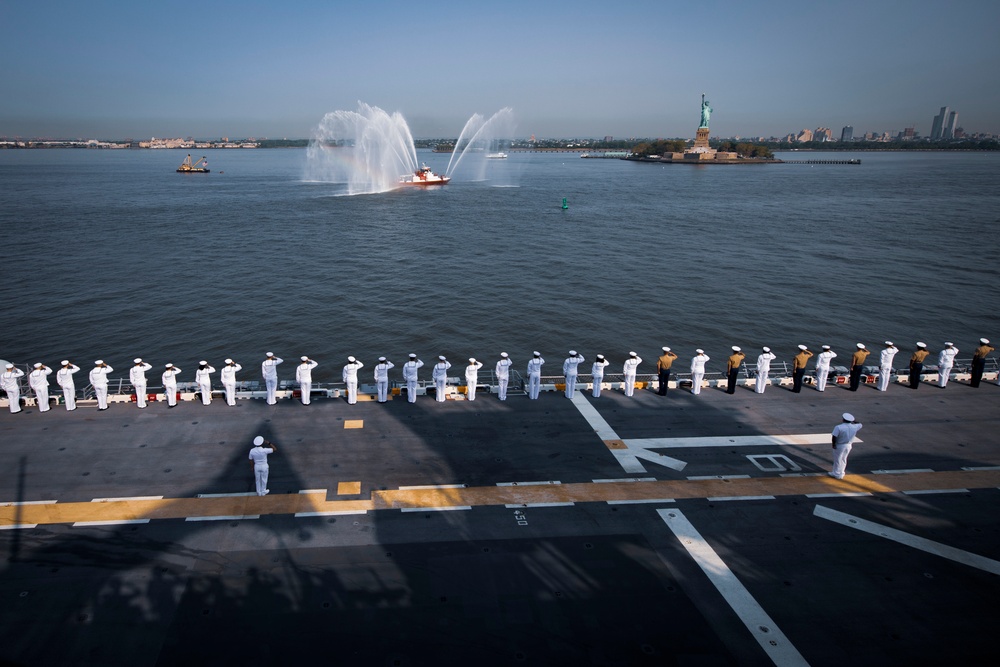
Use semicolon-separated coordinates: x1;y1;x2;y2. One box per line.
2;1;998;140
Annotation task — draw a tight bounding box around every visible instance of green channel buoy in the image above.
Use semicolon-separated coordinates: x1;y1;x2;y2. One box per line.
562;197;568;209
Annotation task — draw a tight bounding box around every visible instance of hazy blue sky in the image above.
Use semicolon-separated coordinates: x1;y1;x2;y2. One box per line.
2;0;997;139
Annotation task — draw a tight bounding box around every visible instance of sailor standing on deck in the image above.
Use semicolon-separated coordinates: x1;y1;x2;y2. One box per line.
815;345;836;392
162;364;181;407
261;353;283;405
220;359;242;406
90;360;113;410
792;345;812;393
495;353;512;401
830;413;863;479
373;356;394;403
342;356;363;405
57;360;80;410
28;363;53;412
465;358;483;401
432;356;451;402
909;342;929;389
248;436;277;496
2;364;25;414
656;347;678;396
526;352;544;399
970;338;995;387
622;351;642;397
592;354;610;397
296;356;319;405
690;349;709;395
562;350;585;398
726;347;745;394
130;358;153;408
849;343;870;391
877;342;899;392
755;347;776;394
937;343;958;388
195;361;215;405
402;354;423;403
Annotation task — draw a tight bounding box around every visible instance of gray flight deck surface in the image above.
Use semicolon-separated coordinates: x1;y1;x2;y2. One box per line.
1;380;998;666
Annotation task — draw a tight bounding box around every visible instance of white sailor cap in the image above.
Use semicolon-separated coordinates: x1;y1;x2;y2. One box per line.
253;436;264;446
378;356;386;362
916;342;927;348
884;341;893;346
981;338;991;344
348;356;356;363
533;351;541;357
266;352;274;357
762;347;770;352
856;343;866;349
409;353;417;359
500;352;508;358
629;351;637;357
696;349;704;354
61;360;70;366
822;345;831;350
134;358;143;364
199;360;208;365
569;350;577;356
732;346;741;352
797;345;807;351
5;364;13;369
596;354;605;360
301;356;309;361
33;363;42;369
95;360;104;365
662;346;671;352
469;357;476;363
225;358;233;364
439;355;447;361
944;342;953;346
842;413;855;422
165;363;174;368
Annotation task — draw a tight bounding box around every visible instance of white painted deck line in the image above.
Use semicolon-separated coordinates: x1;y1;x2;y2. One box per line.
780;473;828;478
592;477;658;483
707;495;777;502
294;510;368;517
658;508;809;666
628;433;844;448
196;492;257;498
504;502;576;508
1;500;57;506
398;484;467;490
298;489;328;494
961;466;1000;471
0;524;38;530
185;515;260;522
871;468;935;475
903;489;969;495
73;519;151;526
607;498;675;505
400;506;472;513
805;492;873;498
496;481;561;487
90;496;163;502
570;392;620;440
687;474;752;481
813;505;1000;576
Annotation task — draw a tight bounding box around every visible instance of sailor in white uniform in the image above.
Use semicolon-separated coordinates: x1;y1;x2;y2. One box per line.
526;351;544;399
562;350;585;398
937;342;958;388
622;351;642;397
28;363;53;412
465;358;483;401
195;361;215;405
90;360;113;410
162;364;181;407
248;435;277;496
591;354;610;397
1;364;24;414
402;354;423;403
432;356;451;402
130;358;153;408
830;413;863;479
495;352;512;401
755;347;776;394
57;360;80;410
815;345;837;392
690;350;709;395
220;359;242;406
877;341;899;392
261;352;283;405
373;356;394;403
342;356;363;404
296;356;319;405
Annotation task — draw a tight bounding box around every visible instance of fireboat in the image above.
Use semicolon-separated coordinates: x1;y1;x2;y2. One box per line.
399;164;450;186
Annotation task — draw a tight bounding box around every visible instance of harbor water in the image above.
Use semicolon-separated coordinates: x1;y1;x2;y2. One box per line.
1;148;998;377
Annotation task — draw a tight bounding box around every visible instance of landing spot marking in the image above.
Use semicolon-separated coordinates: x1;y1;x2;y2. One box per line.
344;420;364;429
337;482;362;495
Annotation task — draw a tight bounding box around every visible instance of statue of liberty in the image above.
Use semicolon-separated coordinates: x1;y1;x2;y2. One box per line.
699;94;712;129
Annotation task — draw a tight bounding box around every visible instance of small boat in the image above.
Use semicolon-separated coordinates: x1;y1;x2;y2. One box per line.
486;152;508;159
177;154;210;173
399;164;450;186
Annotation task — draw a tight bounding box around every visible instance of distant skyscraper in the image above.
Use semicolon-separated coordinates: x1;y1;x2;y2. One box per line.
931;106;950;140
814;127;832;142
841;125;854;142
943;111;958;139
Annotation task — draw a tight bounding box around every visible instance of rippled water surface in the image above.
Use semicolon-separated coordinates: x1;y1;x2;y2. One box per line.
2;148;998;375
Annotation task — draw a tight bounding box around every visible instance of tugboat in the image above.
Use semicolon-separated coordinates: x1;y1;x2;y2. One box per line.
486;152;508;159
177;154;210;173
399;164;450;186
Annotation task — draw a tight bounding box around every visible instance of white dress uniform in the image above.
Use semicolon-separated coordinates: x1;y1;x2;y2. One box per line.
432;357;451;402
296;357;319;405
261;354;283;405
402;355;423;403
465;358;483;401
373;357;394;403
28;364;53;412
220;360;242;406
623;352;642;396
342;357;364;405
831;414;863;479
937;343;959;387
495;353;512;401
162;364;181;407
129;359;153;408
877;343;899;392
690;351;709;395
90;361;114;410
592;356;610;397
2;365;25;414
526;353;544;399
195;362;216;405
248;436;274;496
815;347;837;391
57;362;80;410
755;348;777;394
562;351;585;398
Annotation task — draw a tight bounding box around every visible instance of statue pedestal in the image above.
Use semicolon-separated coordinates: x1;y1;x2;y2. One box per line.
693;127;711;151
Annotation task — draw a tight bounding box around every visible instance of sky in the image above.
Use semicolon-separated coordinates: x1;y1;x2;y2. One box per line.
2;0;998;140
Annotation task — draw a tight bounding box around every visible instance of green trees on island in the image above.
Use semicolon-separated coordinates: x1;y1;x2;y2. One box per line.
630;139;774;158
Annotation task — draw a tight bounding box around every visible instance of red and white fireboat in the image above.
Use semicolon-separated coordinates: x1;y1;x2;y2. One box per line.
399;164;450;186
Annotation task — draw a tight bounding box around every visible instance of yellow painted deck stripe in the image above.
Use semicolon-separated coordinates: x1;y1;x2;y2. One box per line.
1;469;996;527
